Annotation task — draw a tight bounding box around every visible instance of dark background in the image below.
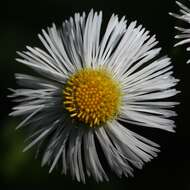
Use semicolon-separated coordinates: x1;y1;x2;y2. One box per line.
0;0;189;189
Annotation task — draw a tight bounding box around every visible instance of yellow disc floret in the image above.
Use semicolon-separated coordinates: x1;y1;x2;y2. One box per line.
63;68;122;127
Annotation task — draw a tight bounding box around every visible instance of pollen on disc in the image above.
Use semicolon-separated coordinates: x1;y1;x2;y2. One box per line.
63;68;122;127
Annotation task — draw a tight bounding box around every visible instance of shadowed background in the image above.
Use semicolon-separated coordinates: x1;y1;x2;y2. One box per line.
0;0;189;189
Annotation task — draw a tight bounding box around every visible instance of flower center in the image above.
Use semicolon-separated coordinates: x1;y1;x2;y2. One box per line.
63;68;122;127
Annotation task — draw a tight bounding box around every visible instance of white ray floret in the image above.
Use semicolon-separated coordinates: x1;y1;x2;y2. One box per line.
170;0;190;63
9;10;179;183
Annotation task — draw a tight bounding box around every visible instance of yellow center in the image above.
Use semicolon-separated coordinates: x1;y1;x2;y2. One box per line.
63;68;122;127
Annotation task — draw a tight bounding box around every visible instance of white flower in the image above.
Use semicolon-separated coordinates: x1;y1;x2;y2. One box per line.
170;1;190;63
9;10;179;183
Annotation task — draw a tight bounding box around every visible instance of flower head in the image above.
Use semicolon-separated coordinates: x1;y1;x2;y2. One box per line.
63;68;122;127
9;10;179;183
170;1;190;63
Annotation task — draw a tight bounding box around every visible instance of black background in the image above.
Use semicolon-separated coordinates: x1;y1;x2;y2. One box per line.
0;0;189;189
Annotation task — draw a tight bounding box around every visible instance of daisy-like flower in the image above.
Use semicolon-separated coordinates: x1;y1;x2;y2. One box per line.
9;10;179;183
170;1;190;63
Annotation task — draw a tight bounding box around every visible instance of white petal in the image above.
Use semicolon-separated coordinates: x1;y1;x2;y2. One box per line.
84;129;108;182
118;108;175;132
106;121;160;161
171;1;190;63
95;126;134;177
23;127;52;152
